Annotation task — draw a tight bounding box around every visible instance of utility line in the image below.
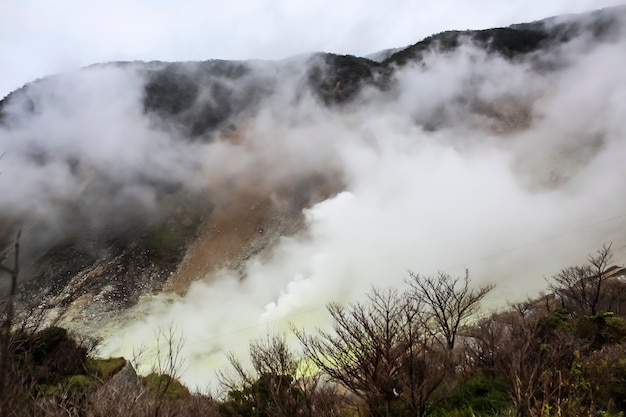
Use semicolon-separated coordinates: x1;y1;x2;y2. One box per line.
4;206;626;355
439;212;626;272
176;210;626;347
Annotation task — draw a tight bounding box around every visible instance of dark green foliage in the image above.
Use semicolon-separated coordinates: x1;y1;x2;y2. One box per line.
433;377;511;417
536;308;573;338
67;374;93;394
545;307;571;329
144;69;199;115
384;7;624;68
141;60;269;138
306;53;380;105
382;27;548;68
4;326;99;411
574;313;626;348
11;327;88;385
606;358;626;410
474;28;549;57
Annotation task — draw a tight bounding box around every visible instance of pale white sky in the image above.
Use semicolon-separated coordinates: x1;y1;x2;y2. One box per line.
1;0;625;97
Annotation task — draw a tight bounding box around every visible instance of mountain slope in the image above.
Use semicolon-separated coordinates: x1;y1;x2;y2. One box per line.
1;7;626;382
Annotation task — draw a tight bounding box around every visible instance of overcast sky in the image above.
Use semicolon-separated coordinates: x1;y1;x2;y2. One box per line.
1;0;625;98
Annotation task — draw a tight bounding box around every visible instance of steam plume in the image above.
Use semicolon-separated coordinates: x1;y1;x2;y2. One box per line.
1;9;626;389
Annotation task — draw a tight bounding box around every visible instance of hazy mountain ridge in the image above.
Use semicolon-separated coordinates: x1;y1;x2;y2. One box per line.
3;5;624;132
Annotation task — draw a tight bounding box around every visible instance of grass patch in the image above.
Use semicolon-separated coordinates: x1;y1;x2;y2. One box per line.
84;357;127;379
142;373;191;401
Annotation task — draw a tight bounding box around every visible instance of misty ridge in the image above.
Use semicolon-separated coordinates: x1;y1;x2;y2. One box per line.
1;5;626;390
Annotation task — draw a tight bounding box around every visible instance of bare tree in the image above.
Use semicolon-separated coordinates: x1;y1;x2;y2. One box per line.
219;333;300;417
394;299;448;417
468;311;545;417
294;287;447;417
549;244;613;316
407;270;494;352
0;230;20;417
467;305;589;417
131;324;187;417
496;315;543;417
219;332;345;417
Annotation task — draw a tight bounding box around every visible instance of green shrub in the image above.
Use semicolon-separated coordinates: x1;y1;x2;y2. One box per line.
574;313;626;348
142;373;191;401
67;374;93;394
84;357;126;379
433;377;511;416
12;326;88;384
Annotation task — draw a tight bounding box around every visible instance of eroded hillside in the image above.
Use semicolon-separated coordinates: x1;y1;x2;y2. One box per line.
1;7;625;369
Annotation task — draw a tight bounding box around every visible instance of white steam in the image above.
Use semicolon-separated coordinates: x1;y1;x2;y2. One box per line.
103;33;626;388
2;14;626;390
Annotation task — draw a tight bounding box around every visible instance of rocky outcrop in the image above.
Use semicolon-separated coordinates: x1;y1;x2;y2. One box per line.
94;360;143;397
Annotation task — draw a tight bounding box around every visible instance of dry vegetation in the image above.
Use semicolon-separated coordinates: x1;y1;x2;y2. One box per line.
2;242;626;416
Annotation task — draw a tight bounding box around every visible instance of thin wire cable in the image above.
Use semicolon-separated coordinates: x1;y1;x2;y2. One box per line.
178;210;626;347
5;205;626;356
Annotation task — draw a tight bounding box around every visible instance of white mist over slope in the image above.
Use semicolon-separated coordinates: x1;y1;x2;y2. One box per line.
2;13;626;390
98;37;626;387
0;66;206;221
